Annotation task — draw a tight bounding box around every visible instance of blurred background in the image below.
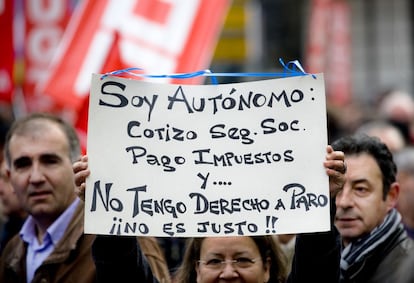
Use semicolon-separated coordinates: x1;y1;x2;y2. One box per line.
212;0;414;143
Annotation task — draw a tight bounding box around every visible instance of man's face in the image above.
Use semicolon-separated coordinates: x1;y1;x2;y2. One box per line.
335;153;395;246
7;121;76;225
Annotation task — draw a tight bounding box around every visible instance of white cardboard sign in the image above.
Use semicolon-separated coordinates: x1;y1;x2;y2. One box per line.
84;73;330;237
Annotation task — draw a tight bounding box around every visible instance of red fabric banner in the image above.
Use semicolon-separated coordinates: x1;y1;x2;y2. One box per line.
305;0;331;74
42;0;230;153
39;0;230;112
23;0;72;111
0;0;14;103
305;0;352;106
325;0;352;105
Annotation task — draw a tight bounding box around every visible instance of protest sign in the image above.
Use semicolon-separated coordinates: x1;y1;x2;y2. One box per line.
85;73;329;237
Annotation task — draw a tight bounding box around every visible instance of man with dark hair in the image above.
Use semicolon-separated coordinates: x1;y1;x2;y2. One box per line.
0;112;96;283
332;134;414;282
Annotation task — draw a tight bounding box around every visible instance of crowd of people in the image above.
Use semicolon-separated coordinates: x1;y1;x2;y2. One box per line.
0;87;413;282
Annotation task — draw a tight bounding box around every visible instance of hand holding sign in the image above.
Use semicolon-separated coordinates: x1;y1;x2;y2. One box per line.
84;73;333;237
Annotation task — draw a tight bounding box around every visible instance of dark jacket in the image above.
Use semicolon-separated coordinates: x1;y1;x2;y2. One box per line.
0;202;97;283
93;235;171;283
286;198;341;283
396;247;414;283
287;227;341;283
0;215;26;255
341;228;414;283
92;227;341;283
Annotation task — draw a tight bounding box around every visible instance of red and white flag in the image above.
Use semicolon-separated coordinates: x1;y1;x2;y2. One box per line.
23;0;73;111
39;0;230;152
39;0;230;112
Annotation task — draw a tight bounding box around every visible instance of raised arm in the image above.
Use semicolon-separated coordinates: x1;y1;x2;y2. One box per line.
73;155;90;202
324;145;346;198
73;156;169;283
287;146;345;283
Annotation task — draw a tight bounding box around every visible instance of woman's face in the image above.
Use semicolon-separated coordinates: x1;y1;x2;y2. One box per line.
196;237;270;283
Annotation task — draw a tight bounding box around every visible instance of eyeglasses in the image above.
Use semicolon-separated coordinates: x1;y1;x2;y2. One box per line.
197;257;260;270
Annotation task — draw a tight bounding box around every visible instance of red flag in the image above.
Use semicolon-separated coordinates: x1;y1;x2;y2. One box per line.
305;0;351;106
305;0;331;73
39;0;230;112
76;30;123;153
75;95;89;154
0;0;14;103
23;0;73;112
325;0;352;105
46;0;230;152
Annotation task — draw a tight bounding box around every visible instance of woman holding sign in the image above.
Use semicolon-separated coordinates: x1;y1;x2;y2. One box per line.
74;145;346;283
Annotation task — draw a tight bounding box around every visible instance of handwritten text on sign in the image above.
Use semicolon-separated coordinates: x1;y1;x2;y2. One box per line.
85;73;329;237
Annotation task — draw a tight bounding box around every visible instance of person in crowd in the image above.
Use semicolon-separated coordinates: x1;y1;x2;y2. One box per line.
355;119;406;153
0;117;26;254
0;113;170;283
377;89;414;144
73;145;347;283
331;134;414;282
0;159;27;254
395;145;414;282
394;146;414;239
393;146;414;282
0;115;12;239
